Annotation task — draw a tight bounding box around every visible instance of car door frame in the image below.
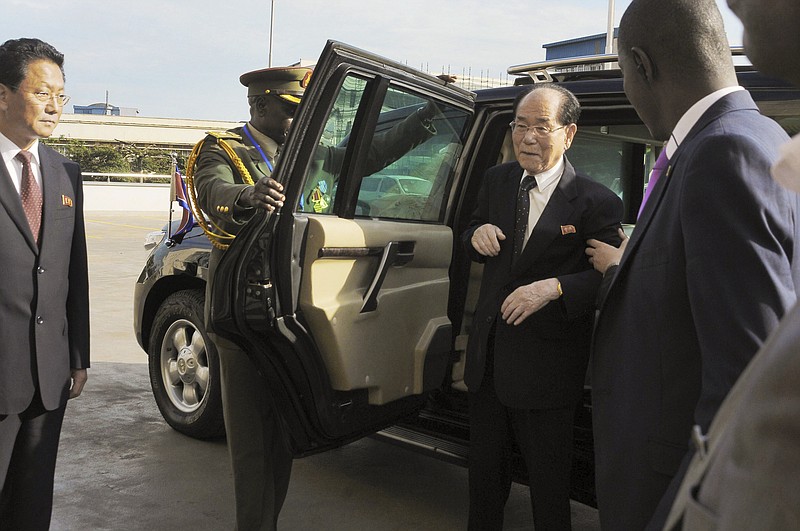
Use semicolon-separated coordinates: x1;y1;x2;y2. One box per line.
210;40;476;456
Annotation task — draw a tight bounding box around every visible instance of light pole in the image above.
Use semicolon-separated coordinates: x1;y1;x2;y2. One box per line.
268;0;275;67
606;0;615;55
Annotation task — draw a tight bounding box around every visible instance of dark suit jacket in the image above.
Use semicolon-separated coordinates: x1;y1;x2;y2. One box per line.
591;90;800;531
0;143;90;414
462;158;622;410
664;301;800;530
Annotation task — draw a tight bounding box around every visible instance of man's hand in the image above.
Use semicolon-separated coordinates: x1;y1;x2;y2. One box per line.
586;228;628;275
238;176;285;212
69;368;87;399
501;278;560;326
436;74;457;84
471;224;506;257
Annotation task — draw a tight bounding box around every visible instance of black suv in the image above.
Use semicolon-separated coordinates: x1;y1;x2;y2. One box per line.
134;42;800;506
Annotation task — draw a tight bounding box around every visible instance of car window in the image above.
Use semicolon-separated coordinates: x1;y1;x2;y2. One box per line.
378;178;398;193
360;177;380;192
358;85;468;222
297;75;368;214
569;125;657;224
295;72;470;222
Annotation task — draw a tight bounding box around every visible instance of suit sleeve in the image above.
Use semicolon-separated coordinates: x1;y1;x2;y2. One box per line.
559;189;623;319
67;160;90;369
461;167;497;264
194;137;253;225
361;109;435;176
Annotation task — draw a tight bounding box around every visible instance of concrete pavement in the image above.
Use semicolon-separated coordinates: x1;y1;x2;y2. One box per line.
50;212;600;530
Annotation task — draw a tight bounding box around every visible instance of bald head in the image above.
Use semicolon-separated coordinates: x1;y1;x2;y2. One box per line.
619;0;734;83
617;0;737;140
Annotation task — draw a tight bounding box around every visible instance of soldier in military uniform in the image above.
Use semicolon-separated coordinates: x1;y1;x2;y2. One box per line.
192;66;444;530
193;66;308;531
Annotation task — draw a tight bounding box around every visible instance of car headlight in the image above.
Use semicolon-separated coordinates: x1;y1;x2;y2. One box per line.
144;230;166;250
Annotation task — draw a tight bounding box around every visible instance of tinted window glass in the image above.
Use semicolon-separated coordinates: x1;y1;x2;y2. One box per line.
295;73;470;222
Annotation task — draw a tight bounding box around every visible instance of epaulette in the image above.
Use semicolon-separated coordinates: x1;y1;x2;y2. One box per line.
206;130;242;142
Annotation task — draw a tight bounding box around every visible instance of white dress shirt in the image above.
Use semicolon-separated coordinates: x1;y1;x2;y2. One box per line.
520;156;565;246
0;132;42;194
665;86;745;157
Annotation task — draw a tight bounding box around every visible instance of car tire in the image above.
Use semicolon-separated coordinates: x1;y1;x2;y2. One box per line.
148;289;225;439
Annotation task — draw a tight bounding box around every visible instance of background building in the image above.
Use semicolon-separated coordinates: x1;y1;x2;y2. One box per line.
74;102;140;117
543;29;619;72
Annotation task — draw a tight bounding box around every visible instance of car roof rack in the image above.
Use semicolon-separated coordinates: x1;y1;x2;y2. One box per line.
508;47;747;84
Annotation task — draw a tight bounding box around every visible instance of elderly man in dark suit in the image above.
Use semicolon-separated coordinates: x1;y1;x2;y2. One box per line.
0;38;90;530
462;84;622;530
662;0;800;528
586;1;800;529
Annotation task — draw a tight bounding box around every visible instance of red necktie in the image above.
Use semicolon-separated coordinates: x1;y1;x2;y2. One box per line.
637;149;670;219
15;150;43;244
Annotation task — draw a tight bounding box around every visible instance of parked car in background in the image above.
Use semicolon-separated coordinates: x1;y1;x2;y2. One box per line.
134;43;800;506
358;174;432;201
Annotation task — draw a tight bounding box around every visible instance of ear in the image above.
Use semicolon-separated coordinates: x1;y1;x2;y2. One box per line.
249;96;269;117
0;83;9;113
564;123;578;150
631;46;655;83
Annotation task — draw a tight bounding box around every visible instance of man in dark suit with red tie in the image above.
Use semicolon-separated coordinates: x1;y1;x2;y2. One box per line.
586;1;800;529
462;84;622;530
0;38;90;530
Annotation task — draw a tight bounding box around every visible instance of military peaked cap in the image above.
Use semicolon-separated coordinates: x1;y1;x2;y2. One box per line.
239;66;313;104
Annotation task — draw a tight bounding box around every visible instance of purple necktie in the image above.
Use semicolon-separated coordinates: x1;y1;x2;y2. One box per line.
15;150;43;244
637;149;670;219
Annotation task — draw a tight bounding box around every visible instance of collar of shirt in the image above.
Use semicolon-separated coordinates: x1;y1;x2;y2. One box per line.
0;132;41;193
245;122;279;159
521;155;565;191
666;86;744;157
521;156;566;244
772;132;800;193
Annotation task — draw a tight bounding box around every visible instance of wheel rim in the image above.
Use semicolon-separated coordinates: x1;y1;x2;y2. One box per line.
160;319;210;414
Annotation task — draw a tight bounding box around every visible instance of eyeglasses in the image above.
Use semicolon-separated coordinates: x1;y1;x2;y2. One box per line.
509;121;567;138
30;91;71;107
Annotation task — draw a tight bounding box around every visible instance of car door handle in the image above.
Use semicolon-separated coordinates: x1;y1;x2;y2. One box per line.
361;241;415;313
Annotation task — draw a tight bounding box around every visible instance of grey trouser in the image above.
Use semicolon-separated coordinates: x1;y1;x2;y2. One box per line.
212;334;293;531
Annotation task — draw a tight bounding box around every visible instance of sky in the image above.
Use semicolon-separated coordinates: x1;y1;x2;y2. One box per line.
1;0;744;122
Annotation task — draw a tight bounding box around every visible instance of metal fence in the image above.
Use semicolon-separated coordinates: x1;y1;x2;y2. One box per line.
82;172;171;184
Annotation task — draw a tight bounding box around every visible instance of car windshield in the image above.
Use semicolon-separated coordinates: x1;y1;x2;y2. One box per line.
398;178;432;195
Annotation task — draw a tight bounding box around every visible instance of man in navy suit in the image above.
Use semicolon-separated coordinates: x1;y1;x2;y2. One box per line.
0;38;90;530
662;0;800;527
462;84;622;530
586;1;800;529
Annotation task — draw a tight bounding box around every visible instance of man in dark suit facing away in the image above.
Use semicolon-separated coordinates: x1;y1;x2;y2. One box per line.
662;0;800;527
586;1;800;529
0;38;90;530
462;84;623;530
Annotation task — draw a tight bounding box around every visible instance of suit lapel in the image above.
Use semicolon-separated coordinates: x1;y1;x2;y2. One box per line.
601;90;758;303
500;163;523;237
0;152;38;252
511;157;577;277
611;154;676;281
39;145;66;253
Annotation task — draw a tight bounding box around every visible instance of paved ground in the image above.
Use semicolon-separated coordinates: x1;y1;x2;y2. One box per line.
50;212;600;530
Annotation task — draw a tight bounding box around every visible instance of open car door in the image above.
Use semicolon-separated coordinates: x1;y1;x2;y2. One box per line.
211;41;475;455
